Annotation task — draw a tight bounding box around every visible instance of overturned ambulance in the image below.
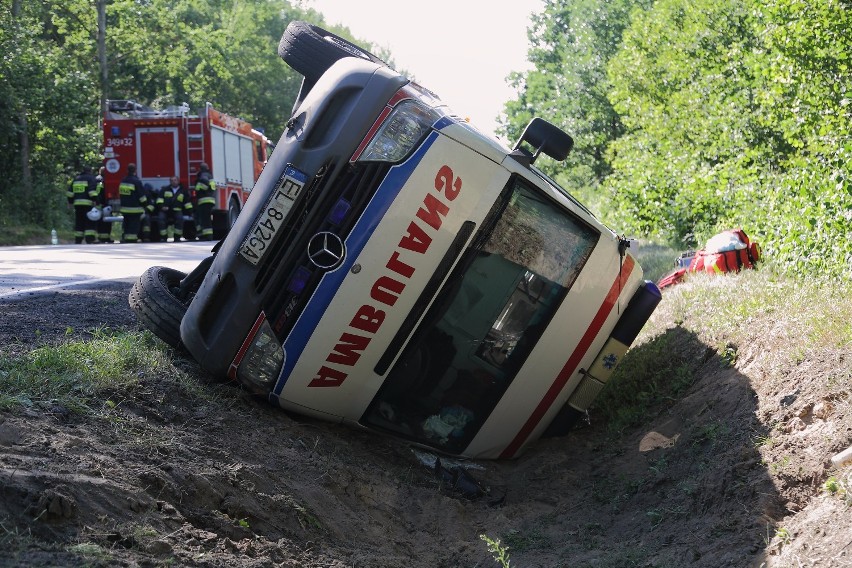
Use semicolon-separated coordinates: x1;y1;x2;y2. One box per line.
130;21;661;459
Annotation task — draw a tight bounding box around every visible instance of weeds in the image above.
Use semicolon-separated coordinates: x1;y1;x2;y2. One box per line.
775;527;791;545
823;474;852;506
823;476;841;494
593;329;700;436
480;534;511;568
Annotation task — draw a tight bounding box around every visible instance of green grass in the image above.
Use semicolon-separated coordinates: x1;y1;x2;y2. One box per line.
0;329;201;415
593;266;852;434
592;328;701;436
0;222;64;246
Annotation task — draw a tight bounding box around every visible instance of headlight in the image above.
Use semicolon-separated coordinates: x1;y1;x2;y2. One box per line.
238;319;284;389
358;99;440;162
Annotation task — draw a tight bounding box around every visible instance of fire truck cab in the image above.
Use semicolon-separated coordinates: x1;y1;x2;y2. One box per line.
102;100;272;238
130;21;660;460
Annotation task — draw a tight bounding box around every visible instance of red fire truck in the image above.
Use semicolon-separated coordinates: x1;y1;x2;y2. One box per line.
101;100;272;237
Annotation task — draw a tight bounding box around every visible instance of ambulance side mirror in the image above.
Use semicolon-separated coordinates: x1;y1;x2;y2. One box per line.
512;118;574;164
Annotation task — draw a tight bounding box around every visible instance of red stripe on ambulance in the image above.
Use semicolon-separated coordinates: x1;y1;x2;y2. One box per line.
499;255;636;458
308;165;463;387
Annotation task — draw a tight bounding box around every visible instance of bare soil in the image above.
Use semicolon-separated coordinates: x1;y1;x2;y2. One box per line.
1;278;851;567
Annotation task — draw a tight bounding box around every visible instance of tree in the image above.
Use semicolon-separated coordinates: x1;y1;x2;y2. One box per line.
600;0;851;276
0;0;101;226
500;0;652;190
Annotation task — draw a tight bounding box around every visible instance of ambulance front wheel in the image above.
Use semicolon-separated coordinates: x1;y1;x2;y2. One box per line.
278;20;386;83
128;266;191;350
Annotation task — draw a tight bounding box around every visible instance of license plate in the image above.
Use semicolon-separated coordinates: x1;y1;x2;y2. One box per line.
240;165;308;265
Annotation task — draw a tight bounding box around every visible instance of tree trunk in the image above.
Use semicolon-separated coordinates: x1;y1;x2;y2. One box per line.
11;0;32;194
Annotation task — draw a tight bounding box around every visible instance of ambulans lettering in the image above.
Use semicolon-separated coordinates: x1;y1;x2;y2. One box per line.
371;276;405;307
386;251;415;279
310;365;348;387
398;221;432;254
435;165;462;201
416;194;450;231
326;333;370;366
350;305;385;334
307;165;463;388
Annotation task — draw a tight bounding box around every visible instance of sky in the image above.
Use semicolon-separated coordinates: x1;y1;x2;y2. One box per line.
304;0;543;142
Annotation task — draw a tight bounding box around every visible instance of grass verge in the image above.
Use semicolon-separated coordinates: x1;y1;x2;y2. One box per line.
0;329;212;415
593;266;852;434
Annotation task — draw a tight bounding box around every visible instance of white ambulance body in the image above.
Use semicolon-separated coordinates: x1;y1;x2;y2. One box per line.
131;22;660;459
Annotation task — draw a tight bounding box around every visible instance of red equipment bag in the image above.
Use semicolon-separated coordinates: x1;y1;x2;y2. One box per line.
658;229;761;289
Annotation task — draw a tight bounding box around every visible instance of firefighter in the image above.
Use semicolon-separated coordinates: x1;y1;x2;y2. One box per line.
141;183;165;242
67;165;99;244
118;164;153;243
94;166;114;243
160;176;192;242
194;162;215;241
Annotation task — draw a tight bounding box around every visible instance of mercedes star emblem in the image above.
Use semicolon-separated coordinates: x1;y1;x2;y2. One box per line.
307;231;345;269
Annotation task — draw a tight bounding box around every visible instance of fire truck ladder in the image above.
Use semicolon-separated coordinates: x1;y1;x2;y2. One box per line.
185;114;206;180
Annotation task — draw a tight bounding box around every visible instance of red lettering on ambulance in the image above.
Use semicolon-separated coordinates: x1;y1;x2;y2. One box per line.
398;221;432;254
371;275;405;306
308;365;348;387
326;332;371;366
416;193;450;230
386;251;415;278
435;165;461;201
308;163;464;388
350;305;385;334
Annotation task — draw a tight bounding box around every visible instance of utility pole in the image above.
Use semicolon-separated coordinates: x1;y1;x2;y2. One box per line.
97;0;109;117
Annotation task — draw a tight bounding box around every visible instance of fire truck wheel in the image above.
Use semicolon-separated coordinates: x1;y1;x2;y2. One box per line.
128;266;191;350
227;196;241;229
278;20;387;83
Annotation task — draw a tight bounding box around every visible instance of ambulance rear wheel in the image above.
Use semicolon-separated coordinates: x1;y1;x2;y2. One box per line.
541;405;584;438
129;266;191;350
278;20;386;83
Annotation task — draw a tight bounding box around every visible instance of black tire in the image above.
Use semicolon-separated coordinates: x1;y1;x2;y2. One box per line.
278;20;386;82
541;404;585;438
128;266;191;349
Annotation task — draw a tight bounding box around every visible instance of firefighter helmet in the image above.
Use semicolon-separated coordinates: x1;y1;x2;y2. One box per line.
86;207;102;221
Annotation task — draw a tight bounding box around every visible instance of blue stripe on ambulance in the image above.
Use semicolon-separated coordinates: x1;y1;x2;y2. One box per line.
272;129;445;397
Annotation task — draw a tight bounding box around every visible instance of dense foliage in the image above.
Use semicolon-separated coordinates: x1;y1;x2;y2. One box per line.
2;0;849;279
503;0;851;279
0;0;379;232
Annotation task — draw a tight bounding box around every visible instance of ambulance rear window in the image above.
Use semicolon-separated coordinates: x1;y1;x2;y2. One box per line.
364;178;598;453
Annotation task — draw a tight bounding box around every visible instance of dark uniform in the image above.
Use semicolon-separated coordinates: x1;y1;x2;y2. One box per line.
67;166;99;244
118;164;153;243
140;183;164;242
194;163;216;241
160;177;192;242
94;168;113;243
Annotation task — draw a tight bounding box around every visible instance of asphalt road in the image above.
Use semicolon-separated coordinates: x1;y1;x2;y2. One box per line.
0;242;215;300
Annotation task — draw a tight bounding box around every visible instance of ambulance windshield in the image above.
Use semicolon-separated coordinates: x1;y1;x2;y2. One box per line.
363;178;598;453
